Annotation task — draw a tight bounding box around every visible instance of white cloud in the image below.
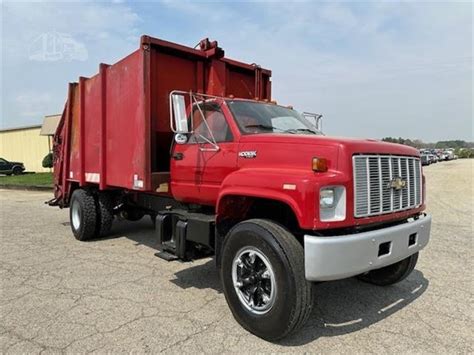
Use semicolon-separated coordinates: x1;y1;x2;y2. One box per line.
2;1;140;61
1;1;141;127
15;92;53;118
2;1;472;141
157;1;472;141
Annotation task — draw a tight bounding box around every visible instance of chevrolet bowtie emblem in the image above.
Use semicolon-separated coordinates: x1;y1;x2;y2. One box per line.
388;177;407;190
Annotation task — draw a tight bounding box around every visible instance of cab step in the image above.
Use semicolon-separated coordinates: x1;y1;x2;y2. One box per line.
155;209;215;261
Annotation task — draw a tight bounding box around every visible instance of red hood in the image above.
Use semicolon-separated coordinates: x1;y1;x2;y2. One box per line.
235;133;424;230
239;134;420;157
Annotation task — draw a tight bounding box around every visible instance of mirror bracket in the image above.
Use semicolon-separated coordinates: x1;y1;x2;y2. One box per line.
169;90;221;151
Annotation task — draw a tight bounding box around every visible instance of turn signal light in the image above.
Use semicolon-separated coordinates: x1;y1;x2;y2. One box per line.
312;157;328;172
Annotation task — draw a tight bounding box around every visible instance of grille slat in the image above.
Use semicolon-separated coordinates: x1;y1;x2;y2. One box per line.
353;155;422;218
414;159;421;205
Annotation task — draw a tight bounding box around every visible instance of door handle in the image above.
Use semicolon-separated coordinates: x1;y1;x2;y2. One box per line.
172;153;184;160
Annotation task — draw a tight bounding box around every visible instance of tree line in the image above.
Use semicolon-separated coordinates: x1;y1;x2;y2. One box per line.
381;138;474;158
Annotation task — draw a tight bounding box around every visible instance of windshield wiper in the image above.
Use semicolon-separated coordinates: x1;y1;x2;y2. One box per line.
284;128;318;134
244;124;289;133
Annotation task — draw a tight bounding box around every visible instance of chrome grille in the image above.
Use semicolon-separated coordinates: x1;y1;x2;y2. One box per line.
353;155;422;217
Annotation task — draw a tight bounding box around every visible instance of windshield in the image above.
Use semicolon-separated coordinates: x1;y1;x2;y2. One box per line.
227;100;323;135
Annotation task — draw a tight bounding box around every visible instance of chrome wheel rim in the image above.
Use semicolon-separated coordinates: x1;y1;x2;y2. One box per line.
231;246;277;315
71;200;81;230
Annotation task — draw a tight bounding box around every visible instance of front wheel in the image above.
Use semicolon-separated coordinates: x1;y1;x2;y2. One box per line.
95;192;114;237
356;252;419;286
12;166;23;175
220;219;313;341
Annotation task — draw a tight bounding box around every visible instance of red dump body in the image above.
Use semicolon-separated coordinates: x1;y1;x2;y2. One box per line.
53;36;271;205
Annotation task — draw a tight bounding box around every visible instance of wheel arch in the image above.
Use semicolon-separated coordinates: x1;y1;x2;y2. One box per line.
11;164;24;173
215;192;303;268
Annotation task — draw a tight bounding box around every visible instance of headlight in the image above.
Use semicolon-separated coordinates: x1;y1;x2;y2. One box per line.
319;186;346;222
320;188;335;208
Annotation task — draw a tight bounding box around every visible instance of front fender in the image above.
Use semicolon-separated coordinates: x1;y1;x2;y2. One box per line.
217;168;317;229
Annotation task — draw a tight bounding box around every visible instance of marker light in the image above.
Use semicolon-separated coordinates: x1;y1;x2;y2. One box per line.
312;157;328;172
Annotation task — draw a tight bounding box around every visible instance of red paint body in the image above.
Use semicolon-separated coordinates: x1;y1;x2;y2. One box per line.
53;35;424;232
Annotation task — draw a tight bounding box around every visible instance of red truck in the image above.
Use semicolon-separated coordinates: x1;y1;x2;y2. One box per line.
50;36;431;340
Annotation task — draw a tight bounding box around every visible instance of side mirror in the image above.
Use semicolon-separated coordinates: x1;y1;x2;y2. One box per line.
315;115;322;131
302;112;323;132
171;94;189;133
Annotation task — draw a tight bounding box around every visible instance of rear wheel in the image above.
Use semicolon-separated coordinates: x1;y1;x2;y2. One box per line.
12;166;23;175
95;193;114;237
357;252;419;286
70;189;97;241
221;219;313;341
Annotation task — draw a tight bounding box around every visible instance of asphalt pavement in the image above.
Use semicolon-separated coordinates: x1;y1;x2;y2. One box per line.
1;159;472;353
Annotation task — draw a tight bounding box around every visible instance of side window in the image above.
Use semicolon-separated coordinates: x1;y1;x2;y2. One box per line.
190;104;233;143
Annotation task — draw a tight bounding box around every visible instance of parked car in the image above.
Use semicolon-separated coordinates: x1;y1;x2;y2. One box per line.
443;150;455;161
421;154;430;166
428;154;438;164
0;158;25;175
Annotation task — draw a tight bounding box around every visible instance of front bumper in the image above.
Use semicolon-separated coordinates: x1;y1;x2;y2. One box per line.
304;214;432;281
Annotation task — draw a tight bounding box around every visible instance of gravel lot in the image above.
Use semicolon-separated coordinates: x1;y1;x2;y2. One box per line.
1;159;472;353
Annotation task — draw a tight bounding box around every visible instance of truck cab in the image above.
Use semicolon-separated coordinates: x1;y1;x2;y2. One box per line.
170;96;323;205
168;91;430;260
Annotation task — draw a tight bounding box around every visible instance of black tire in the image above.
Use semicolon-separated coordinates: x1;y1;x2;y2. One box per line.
70;189;97;241
12;166;23;175
95;193;114;237
357;252;419;286
220;219;313;341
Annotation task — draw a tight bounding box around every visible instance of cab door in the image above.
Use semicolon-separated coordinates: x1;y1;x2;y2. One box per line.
170;102;238;205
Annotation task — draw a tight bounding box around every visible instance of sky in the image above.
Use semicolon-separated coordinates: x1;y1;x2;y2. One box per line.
1;0;472;142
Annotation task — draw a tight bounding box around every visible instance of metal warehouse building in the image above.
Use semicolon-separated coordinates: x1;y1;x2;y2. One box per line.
0;115;61;173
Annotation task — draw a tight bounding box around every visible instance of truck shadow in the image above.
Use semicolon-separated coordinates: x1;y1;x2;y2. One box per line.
104;218;157;245
280;270;428;346
171;258;429;346
103;220;429;345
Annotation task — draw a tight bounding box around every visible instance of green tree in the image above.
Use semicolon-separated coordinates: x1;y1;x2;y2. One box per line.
381;137;473;150
42;153;53;168
456;148;474;159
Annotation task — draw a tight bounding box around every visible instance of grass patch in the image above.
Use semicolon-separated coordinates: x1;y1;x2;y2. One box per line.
0;172;53;187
